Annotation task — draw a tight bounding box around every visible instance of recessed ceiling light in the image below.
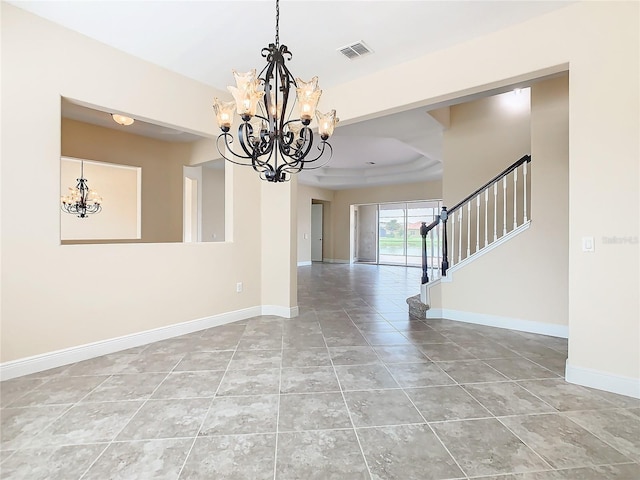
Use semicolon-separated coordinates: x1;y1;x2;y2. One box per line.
111;113;134;126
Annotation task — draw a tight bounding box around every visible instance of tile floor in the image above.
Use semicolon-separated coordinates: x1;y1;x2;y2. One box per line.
1;263;639;479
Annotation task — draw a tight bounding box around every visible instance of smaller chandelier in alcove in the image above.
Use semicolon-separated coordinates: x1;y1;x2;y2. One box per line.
61;160;102;218
212;0;339;183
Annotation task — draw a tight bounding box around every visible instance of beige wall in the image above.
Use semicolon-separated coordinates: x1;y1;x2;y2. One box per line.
1;4;266;363
330;181;443;262
297;184;334;264
261;179;298;310
443;90;531;205
62;118;185;243
187;137;220;166
202;166;225;242
324;2;638;383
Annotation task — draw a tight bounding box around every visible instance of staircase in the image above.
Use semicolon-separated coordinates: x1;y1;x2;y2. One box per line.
408;154;532;317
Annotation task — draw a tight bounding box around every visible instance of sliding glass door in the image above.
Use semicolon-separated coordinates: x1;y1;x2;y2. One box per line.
378;203;407;265
406;201;441;266
376;200;442;267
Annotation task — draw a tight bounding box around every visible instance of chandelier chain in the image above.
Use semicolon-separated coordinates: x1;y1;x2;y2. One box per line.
275;0;279;47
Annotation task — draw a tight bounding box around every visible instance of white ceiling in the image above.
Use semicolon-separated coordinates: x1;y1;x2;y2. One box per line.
15;0;571;189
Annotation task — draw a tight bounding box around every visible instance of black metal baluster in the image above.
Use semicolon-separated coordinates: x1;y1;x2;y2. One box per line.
420;222;429;284
441;207;449;276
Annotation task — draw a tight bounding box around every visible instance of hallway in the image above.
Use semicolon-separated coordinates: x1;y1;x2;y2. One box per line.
1;264;638;479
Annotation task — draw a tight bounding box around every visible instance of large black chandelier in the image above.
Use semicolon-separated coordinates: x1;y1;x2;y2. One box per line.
212;0;338;183
60;160;102;218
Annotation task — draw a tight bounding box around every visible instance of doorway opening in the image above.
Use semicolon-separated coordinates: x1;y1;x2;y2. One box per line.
311;202;323;262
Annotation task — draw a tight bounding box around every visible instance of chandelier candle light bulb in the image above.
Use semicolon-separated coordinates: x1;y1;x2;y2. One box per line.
317;110;339;140
213;99;235;131
211;0;338;182
296;77;322;122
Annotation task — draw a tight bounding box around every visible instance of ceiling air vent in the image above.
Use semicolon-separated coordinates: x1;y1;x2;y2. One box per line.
338;41;372;60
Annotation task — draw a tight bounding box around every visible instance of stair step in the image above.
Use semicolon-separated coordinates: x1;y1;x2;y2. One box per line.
406;294;429;319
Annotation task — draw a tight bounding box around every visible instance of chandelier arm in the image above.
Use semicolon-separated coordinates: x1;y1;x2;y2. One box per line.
279;158;304;173
287;142;333;171
237;123;259;158
252;147;275;171
253;163;275;180
248;114;275;155
215;134;255;165
251;149;277;181
85;204;102;215
285;127;315;162
253;130;275;159
282;140;331;172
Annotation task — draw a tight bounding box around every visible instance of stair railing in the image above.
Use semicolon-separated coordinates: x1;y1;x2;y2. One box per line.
421;154;532;284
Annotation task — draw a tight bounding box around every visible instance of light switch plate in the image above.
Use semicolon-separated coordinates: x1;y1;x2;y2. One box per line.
582;236;595;252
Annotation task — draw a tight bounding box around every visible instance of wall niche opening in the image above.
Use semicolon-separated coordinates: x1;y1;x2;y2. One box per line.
61;98;225;245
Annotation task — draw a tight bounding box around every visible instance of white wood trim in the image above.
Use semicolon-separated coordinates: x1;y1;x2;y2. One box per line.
426;308;568;338
135;167;142;238
458;208;462;263
421;278;445;304
502;176;507;236
523;161;528;222
261;305;299;318
0;304;300;381
513;167;518;229
475;194;480;253
484;189;488;248
493;183;498;241
297;261;312;266
566;362;640;399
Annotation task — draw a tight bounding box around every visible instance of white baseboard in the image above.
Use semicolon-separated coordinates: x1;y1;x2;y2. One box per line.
566;362;640;399
261;305;299;318
426;308;568;338
0;304;300;381
323;259;350;264
297;261;312;266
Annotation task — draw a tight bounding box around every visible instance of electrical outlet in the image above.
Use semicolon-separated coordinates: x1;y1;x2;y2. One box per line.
236;282;243;293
